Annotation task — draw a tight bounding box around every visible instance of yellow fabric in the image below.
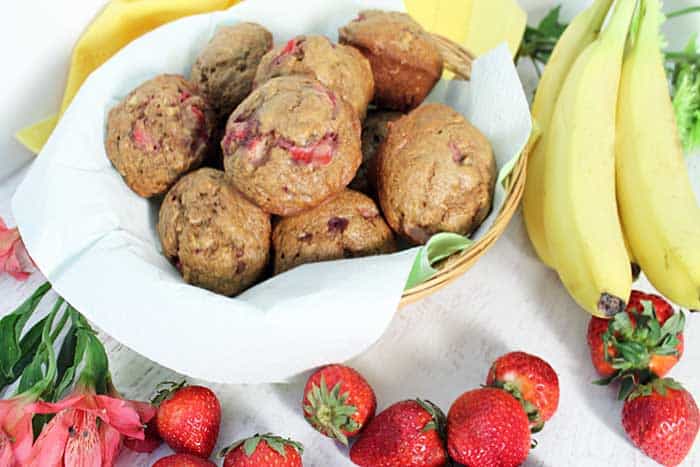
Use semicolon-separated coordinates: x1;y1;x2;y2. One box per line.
16;0;239;154
405;0;527;58
15;114;59;155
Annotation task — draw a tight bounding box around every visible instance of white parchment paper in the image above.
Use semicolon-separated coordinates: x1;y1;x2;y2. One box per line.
11;0;531;383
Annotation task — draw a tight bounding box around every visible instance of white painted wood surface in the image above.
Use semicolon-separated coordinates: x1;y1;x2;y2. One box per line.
1;1;699;465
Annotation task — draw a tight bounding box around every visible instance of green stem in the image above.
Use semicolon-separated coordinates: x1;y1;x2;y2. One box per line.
666;51;700;62
40;298;64;390
666;6;700;19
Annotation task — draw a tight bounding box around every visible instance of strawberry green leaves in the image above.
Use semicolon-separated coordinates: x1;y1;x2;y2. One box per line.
416;399;447;439
303;376;358;446
627;378;684;401
220;433;304;459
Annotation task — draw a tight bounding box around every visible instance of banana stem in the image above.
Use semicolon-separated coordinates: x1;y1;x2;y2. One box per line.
666;6;700;19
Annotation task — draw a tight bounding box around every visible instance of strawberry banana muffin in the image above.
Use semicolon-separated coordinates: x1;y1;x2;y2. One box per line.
158;168;271;296
377;103;496;245
350;110;404;195
254;35;374;119
191;22;273;120
222;75;362;216
106;74;215;198
272;189;395;274
339;10;443;111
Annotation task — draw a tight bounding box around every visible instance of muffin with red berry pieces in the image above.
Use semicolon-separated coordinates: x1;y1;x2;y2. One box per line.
339;10;443;111
254;35;374;119
191;22;273;120
158;168;271;296
377;103;496;245
222;75;361;216
272;189;395;274
106;74;215;198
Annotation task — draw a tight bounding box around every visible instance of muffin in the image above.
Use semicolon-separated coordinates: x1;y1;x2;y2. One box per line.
377;103;496;245
106;74;215;198
254;35;374;119
222;76;361;216
350;110;404;195
191;23;273;120
339;10;443;111
272;189;396;274
158;168;271;296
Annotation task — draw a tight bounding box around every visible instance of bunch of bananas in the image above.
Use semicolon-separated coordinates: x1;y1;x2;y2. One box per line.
523;0;700;317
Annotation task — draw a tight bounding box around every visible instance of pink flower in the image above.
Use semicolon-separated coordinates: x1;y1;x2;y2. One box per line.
0;217;31;281
0;394;36;466
24;386;155;467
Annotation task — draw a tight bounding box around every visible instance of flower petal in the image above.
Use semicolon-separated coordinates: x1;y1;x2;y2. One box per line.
8;412;34;464
64;411;102;467
0;430;16;467
93;395;145;439
99;423;122;467
0;217;31;281
126;400;157;424
0;396;34;464
0;222;19;255
25;409;73;467
27;394;86;415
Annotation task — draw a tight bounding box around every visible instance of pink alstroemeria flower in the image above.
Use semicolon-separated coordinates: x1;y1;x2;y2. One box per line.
0;394;37;466
24;386;156;467
0;217;31;281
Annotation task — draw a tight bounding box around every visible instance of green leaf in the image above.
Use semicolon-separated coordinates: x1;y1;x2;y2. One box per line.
0;283;51;379
0;317;47;392
404;233;473;289
18;350;46;394
243;436;262;457
537;6;566;38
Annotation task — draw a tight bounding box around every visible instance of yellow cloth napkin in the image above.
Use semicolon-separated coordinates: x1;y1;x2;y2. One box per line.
16;0;526;154
405;0;526;57
16;0;239;154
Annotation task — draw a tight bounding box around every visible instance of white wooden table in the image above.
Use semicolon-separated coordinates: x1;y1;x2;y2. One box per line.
1;1;699;465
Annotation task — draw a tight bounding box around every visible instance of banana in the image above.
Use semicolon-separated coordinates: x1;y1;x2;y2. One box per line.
523;0;614;269
616;0;700;310
543;0;636;317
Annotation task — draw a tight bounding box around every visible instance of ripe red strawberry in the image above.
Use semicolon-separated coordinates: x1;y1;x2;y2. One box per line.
486;351;560;432
153;453;217;466
349;399;448;467
221;433;303;467
587;291;685;394
124;417;162;453
447;388;531;467
154;381;222;458
303;364;376;445
622;378;699;466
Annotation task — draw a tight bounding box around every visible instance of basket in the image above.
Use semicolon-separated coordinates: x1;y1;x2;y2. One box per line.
399;34;530;307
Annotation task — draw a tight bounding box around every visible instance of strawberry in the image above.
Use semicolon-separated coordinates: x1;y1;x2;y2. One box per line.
622;378;699;466
486;351;560;432
124;417;162;453
349;399;448;467
447;388;531;467
154;381;222;458
588;291;685;397
221;433;303;467
153;453;217;467
303;364;376;445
